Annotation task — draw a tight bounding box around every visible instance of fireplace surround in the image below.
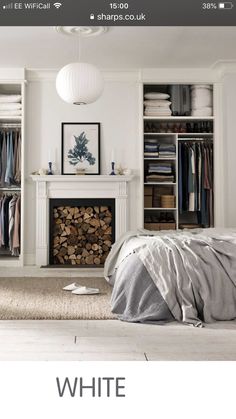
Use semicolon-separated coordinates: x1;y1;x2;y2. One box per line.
31;175;134;267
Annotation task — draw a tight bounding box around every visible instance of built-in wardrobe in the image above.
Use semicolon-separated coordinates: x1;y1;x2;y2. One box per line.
142;83;214;231
0;69;25;266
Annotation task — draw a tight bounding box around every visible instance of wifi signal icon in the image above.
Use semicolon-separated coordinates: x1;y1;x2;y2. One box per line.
54;2;62;9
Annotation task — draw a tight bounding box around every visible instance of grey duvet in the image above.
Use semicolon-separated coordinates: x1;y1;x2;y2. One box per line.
105;229;236;326
111;253;173;323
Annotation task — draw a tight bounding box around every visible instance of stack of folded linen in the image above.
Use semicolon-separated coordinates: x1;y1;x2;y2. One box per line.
146;162;174;183
159;143;176;157
0;94;22;117
191;85;213;117
144;139;159;157
146;174;175;183
144;92;172;117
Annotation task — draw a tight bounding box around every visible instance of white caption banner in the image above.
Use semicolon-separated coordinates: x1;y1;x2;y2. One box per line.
0;361;235;419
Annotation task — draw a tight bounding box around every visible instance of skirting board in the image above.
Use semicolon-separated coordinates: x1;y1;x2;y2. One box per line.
0;266;105;278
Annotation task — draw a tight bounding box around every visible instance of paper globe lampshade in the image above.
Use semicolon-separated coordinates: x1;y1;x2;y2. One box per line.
56;62;104;105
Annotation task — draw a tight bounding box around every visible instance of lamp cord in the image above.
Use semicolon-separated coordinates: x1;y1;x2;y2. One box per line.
77;30;82;62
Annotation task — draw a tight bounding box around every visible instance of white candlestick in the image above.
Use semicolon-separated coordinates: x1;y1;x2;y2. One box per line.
111;149;115;162
48;149;53;162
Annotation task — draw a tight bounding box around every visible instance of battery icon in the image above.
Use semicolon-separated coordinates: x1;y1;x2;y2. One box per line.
218;2;234;8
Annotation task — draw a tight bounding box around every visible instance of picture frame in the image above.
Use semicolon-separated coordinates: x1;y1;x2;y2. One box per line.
61;122;101;175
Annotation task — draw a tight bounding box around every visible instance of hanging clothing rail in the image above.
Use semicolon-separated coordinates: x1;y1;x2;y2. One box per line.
0;129;21;188
0;192;21;256
0;188;21;191
178;141;214;228
178;137;213;144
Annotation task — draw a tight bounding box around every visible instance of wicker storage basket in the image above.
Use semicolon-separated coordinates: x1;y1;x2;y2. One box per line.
161;195;175;208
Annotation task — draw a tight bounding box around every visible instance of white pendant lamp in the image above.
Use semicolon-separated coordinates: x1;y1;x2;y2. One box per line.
56;62;104;105
55;27;108;105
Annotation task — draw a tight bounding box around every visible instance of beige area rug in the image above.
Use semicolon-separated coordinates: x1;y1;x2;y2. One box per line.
0;277;116;320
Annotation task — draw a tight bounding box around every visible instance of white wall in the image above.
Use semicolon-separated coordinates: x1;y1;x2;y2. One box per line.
223;74;236;227
25;78;141;264
23;70;236;264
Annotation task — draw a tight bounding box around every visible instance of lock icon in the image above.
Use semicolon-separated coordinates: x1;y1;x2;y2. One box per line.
90;13;95;20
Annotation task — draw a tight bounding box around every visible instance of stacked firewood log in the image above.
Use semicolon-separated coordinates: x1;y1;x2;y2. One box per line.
53;206;112;265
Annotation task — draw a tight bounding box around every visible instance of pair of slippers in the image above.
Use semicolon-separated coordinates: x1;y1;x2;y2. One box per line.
63;282;100;295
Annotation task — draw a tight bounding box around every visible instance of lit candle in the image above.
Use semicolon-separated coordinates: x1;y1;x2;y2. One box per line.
111;148;115;162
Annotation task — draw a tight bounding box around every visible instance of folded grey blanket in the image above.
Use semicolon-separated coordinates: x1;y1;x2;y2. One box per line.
105;229;236;326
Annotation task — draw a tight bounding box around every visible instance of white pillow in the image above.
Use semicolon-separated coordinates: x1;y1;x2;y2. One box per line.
0;103;22;110
144;92;170;100
144;100;171;108
0;95;21;103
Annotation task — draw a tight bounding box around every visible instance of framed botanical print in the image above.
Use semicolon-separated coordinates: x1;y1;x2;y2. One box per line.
61;122;100;175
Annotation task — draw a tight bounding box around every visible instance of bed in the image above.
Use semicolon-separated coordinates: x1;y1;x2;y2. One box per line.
104;228;236;327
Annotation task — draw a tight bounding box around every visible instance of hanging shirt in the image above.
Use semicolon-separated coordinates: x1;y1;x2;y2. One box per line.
5;131;14;185
9;195;17;253
188;146;196;211
14;132;21;185
13;196;20;255
0;132;7;187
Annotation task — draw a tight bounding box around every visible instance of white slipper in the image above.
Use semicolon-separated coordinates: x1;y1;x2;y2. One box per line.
63;282;84;291
72;287;100;295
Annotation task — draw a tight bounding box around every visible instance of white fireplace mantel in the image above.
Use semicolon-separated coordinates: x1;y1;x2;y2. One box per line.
31;175;134;266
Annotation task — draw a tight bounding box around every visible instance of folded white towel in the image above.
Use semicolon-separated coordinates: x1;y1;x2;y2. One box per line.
191;85;213;110
0;94;21;103
191;100;212;109
190;84;212;91
144;100;172;108
0;103;22;110
145;106;171;111
145;109;172;115
191;107;213;116
144;92;170;100
0;110;22;116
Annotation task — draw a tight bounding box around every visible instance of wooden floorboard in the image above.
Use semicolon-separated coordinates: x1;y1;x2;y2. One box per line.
0;320;236;361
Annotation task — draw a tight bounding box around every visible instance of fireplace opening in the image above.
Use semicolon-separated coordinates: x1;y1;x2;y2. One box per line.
49;198;115;267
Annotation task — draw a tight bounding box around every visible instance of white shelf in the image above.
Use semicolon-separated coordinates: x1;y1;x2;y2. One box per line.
144;182;176;185
0;187;21;191
144;132;213;136
144;116;214;120
143;83;215;232
144;132;177;136
31;175;134;183
144;208;177;210
178;133;213;137
0;116;22;122
144;157;176;160
0;78;24;267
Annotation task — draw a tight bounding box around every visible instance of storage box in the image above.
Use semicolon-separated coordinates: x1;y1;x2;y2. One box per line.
144;186;153;195
144;223;159;231
144;196;153;208
158;223;176;230
144;223;176;231
144;186;153;208
153;186;173;208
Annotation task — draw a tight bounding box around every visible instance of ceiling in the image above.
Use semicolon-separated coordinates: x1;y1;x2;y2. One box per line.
1;26;236;69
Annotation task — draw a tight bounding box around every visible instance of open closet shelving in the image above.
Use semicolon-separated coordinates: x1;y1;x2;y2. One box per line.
142;83;214;231
0;69;25;267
